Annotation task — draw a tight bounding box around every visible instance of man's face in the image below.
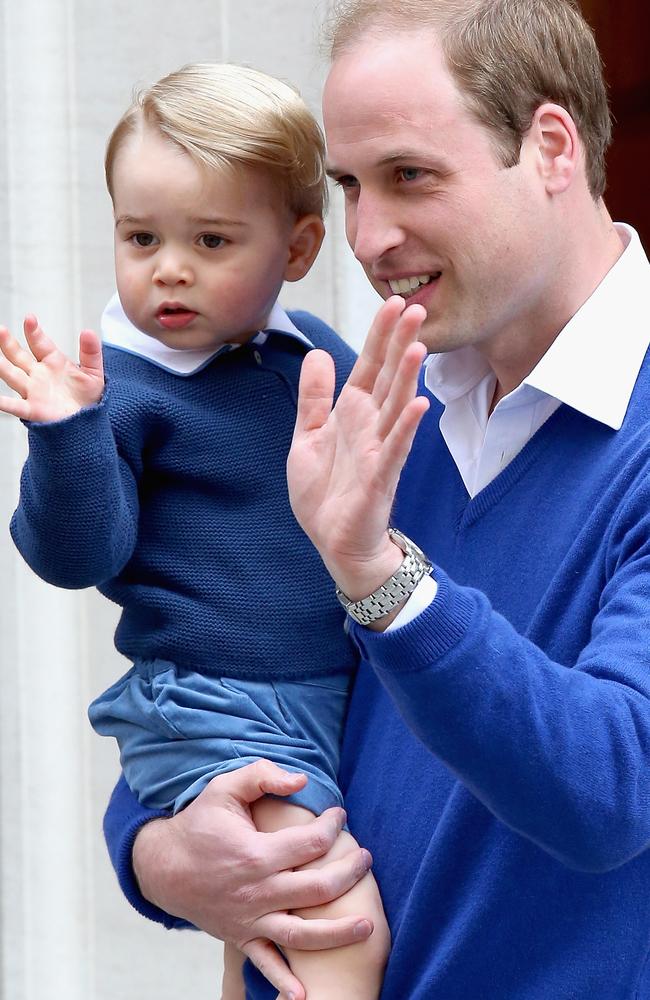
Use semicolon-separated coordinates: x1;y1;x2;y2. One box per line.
323;32;552;357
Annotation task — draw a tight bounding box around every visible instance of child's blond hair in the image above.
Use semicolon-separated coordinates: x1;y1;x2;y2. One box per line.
105;62;327;217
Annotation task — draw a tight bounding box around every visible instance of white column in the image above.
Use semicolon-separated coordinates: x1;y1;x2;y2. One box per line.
328;193;384;352
0;0;93;995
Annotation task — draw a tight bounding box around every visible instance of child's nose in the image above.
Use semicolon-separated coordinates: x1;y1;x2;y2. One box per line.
153;249;193;286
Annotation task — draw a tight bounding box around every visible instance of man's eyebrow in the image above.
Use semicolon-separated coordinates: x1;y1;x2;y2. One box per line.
326;151;450;178
376;150;451;174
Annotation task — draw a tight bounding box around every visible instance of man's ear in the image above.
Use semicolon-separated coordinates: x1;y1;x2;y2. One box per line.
528;102;580;195
284;215;326;282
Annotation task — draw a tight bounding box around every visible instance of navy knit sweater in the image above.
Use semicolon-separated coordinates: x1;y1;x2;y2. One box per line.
11;311;357;681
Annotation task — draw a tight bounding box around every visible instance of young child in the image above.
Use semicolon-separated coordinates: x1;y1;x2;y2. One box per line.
0;63;389;999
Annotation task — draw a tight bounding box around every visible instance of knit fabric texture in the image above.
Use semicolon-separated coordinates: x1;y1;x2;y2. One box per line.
11;311;357;681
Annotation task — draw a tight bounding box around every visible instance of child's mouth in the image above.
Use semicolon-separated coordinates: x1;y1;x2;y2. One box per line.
157;306;199;330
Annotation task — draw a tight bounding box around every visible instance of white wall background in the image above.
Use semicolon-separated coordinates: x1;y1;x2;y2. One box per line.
0;1;380;997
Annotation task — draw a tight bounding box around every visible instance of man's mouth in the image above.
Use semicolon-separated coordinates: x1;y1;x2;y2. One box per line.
387;273;441;299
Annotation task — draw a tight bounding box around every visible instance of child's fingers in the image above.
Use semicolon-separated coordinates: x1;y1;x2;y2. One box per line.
78;329;104;379
0;324;36;374
0;393;30;419
0;355;29;398
22;314;58;364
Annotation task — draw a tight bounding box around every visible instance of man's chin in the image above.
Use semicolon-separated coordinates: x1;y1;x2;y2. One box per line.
416;320;459;355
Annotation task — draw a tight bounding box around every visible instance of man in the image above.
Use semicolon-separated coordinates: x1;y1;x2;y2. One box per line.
106;1;650;997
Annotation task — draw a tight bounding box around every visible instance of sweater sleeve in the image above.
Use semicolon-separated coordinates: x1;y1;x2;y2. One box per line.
103;775;190;929
351;496;650;874
10;384;141;588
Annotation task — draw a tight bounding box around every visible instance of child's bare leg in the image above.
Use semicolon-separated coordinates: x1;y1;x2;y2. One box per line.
221;942;246;1000
252;797;390;1000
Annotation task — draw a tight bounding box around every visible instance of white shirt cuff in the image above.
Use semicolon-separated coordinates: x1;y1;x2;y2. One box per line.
385;573;438;632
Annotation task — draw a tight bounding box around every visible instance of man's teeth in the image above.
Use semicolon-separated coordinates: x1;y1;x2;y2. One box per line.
388;274;434;296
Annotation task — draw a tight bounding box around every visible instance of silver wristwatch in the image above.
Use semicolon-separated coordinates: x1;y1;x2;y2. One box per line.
335;528;433;626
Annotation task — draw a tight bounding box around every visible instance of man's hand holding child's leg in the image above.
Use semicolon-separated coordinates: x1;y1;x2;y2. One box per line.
133;762;376;1000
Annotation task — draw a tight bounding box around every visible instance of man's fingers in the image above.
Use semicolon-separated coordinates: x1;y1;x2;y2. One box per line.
377;395;430;497
347;295;406;392
241;938;306;1000
78;329;104;379
376;337;430;495
264;846;373;911
294;349;335;435
376;338;428;440
212;760;308;807
257;911;374;952
373;303;427;410
259;807;346;873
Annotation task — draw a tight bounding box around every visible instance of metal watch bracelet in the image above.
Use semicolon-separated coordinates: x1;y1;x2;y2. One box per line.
335;528;433;626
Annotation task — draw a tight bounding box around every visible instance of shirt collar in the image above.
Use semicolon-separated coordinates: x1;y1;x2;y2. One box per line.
101;293;314;376
425;224;650;429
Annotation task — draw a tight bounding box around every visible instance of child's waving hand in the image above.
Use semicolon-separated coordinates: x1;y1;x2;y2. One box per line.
0;315;104;423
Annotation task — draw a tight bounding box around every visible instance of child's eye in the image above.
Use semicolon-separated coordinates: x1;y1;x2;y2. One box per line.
131;233;158;247
199;234;225;249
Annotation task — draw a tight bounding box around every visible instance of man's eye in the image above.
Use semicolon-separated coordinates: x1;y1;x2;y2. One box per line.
131;233;157;247
200;234;224;249
334;175;358;190
398;167;422;182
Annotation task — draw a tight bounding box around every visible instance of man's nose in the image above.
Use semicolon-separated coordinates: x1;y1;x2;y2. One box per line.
153;247;193;286
348;192;404;267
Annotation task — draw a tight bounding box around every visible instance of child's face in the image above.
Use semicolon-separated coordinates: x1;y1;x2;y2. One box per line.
111;128;309;350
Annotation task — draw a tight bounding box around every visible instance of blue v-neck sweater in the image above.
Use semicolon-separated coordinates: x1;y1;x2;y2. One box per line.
243;355;650;998
338;360;650;998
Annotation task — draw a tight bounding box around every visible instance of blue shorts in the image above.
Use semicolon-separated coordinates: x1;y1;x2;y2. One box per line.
89;658;351;815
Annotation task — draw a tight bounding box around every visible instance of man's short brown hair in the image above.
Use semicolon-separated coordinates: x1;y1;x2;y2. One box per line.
324;0;612;199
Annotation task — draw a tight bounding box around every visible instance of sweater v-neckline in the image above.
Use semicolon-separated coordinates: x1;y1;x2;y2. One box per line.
454;402;578;529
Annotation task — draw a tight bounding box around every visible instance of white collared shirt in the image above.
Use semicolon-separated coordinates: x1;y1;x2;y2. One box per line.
101;294;314;373
390;223;650;630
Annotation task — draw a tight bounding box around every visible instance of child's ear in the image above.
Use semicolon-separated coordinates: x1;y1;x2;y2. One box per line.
284;215;325;282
